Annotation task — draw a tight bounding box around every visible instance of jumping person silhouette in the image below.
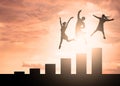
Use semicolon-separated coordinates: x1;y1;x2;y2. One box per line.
75;10;85;38
91;14;114;39
59;17;74;49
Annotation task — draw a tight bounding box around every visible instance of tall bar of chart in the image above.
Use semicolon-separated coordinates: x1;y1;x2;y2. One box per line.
76;54;87;75
61;58;71;74
92;48;102;74
45;64;56;74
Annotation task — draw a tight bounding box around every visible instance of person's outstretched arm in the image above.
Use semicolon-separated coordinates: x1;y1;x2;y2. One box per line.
66;17;74;27
77;10;82;19
93;15;101;19
59;17;62;26
106;18;114;21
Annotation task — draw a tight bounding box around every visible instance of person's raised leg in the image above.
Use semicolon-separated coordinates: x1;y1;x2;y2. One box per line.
66;36;75;42
91;30;97;36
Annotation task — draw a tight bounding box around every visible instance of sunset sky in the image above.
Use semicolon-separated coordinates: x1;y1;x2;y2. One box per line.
0;0;120;74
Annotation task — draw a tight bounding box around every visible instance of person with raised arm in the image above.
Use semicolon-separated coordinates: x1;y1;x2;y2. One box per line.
91;14;114;39
59;17;74;49
75;10;85;38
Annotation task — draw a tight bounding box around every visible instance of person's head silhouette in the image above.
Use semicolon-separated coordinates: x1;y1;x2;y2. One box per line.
102;14;109;19
102;14;106;18
63;22;66;25
102;14;105;17
82;17;85;21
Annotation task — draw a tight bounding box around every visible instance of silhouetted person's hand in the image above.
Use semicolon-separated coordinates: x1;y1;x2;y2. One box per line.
70;17;74;19
111;19;114;21
79;10;82;13
59;17;61;20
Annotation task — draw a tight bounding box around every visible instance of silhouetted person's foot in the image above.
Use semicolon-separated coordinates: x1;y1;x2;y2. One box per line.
90;34;93;37
104;36;106;39
67;39;75;42
71;39;75;41
59;45;61;49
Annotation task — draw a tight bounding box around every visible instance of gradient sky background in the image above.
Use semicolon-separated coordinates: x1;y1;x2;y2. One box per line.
0;0;120;74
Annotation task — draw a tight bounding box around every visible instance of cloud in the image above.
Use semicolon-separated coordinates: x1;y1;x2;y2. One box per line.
0;0;25;23
0;0;119;24
86;0;120;17
105;66;120;74
0;28;48;43
0;0;63;45
0;0;24;7
22;62;44;69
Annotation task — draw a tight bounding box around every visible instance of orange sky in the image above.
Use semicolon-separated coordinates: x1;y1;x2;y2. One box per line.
0;0;120;74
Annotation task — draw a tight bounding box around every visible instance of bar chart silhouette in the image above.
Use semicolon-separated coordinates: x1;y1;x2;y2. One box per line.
0;48;120;86
14;48;102;75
